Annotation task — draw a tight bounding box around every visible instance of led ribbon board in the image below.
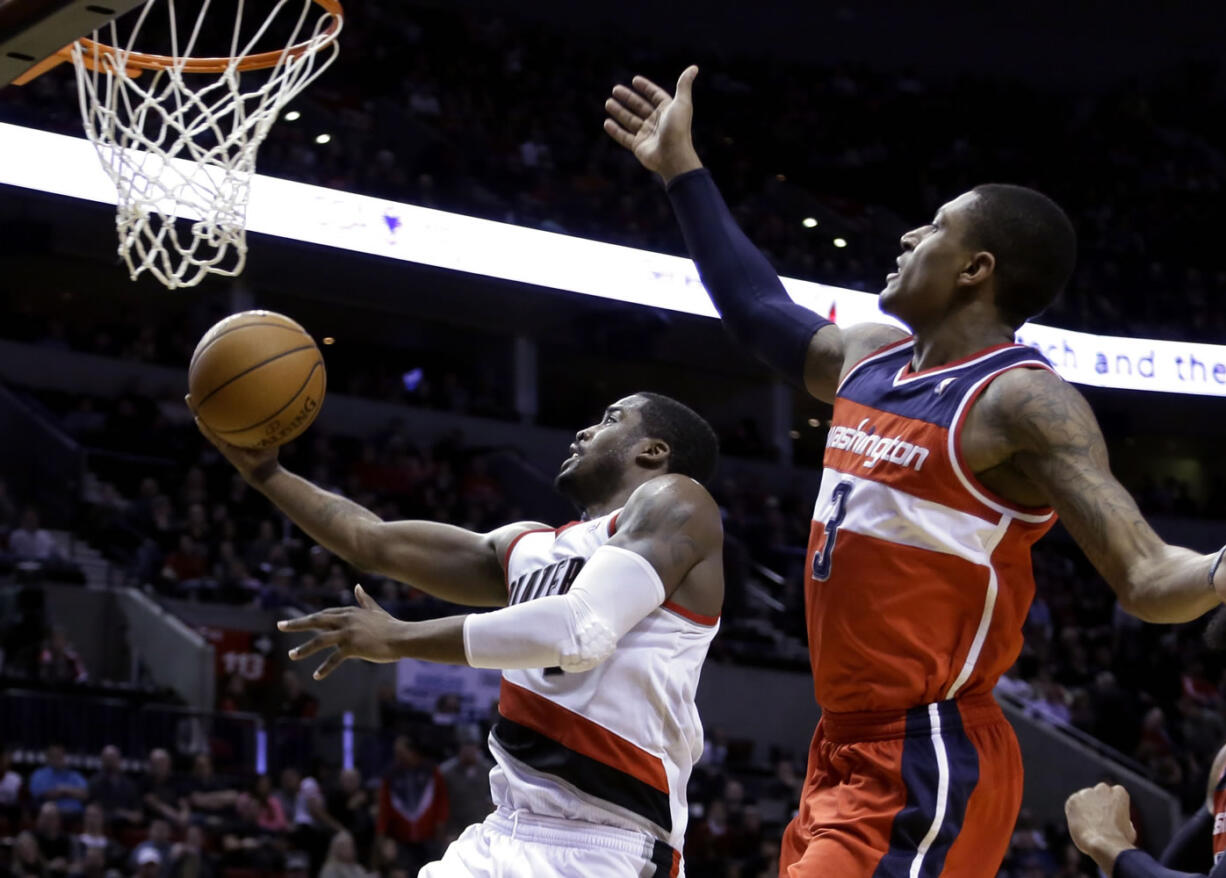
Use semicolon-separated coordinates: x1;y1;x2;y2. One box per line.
2;121;1224;398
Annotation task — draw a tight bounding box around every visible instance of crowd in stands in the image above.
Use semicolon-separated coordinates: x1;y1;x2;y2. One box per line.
4;5;1226;343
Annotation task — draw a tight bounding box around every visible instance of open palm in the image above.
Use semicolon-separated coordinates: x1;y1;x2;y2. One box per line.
604;66;702;181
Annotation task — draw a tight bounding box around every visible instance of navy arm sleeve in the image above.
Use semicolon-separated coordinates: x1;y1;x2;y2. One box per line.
1115;848;1226;878
665;168;831;386
1160;810;1214;871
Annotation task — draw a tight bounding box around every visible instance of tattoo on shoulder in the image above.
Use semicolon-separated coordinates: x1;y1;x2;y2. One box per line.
1001;371;1153;576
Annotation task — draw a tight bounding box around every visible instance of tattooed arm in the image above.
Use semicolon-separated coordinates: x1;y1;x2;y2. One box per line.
985;368;1222;623
279;475;724;678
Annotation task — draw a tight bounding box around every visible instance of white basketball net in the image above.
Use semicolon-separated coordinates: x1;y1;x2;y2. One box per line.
71;0;341;289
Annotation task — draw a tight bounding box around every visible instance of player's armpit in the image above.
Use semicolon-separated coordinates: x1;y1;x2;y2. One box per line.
809;322;909;401
354;520;547;608
607;474;723;614
988;368;1220;623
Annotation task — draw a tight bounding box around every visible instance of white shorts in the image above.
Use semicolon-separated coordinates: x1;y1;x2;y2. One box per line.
418;809;681;878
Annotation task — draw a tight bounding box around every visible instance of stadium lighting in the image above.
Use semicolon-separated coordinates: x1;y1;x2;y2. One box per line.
314;133;331;145
807;418;820;427
802;217;818;229
2;121;1225;398
322;337;335;345
832;237;848;248
284;110;301;121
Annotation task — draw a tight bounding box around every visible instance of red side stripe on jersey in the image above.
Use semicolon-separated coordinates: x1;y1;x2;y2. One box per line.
671;848;681;877
608;512;620;536
502;528;553;594
554;521;582;536
498;679;669;793
662;601;720;627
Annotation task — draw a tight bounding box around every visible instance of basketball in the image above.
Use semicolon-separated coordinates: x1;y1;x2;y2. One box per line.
188;310;326;449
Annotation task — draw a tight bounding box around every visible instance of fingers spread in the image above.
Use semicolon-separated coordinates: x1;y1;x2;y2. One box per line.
611;84;655;119
354;584;376;610
313;651;347;680
632;75;672;107
288;631;342;661
604;98;644;134
603;118;635;150
277;609;342;633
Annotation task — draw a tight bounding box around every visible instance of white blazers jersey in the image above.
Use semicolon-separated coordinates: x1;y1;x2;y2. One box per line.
489;508;719;860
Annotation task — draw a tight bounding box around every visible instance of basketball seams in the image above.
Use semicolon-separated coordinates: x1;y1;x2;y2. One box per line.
214;360;325;436
194;343;318;408
189;321;309;373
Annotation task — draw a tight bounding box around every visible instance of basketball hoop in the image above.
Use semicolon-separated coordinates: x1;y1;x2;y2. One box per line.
59;0;343;289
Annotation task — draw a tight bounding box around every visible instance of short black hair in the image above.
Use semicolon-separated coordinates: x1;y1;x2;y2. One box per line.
635;392;719;484
965;184;1077;329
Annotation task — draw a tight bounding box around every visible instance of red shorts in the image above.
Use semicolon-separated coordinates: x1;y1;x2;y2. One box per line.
779;694;1022;878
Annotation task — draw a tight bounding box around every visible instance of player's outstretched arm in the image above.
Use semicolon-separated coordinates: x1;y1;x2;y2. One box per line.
189;406;536;607
603;67;905;402
279;475;723;679
985;369;1224;623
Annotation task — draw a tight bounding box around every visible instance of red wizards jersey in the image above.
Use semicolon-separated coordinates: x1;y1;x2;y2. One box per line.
806;338;1058;713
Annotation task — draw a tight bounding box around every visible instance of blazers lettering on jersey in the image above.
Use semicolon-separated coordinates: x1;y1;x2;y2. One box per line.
509;556;585;605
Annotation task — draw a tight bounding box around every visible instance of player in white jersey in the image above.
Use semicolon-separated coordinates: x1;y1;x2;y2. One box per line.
193;392;724;878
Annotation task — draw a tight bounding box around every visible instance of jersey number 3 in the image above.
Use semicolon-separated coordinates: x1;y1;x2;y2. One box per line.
811;481;852;582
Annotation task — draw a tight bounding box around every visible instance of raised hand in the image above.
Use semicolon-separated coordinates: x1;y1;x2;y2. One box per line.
604;65;703;183
278;585;406;679
186;394;279;484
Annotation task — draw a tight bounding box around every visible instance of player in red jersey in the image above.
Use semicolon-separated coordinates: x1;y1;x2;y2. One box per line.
604;66;1226;877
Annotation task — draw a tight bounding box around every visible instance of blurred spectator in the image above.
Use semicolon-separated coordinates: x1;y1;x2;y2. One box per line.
277;671;319;719
163;825;214;878
438;726;493;842
9;507;59;561
0;479;17;541
252;774;289;833
320;831;373;878
140;749;187;827
33;802;72;875
29;745;87;816
182;754;239;828
0;746;22;828
325;769;373;859
38;628;88;685
128;819;172;872
287;769;341;871
73;802;122;869
219;793;282;871
376;736;449;872
88;746;141;827
132;844;164;878
11;830;46;877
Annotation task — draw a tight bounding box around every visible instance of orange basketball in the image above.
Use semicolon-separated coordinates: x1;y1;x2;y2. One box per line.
188;311;326;449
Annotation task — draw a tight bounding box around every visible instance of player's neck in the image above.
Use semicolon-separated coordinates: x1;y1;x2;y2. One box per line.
582;474;654;519
910;309;1014;373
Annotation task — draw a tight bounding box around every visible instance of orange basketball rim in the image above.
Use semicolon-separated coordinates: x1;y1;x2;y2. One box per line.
15;0;343;84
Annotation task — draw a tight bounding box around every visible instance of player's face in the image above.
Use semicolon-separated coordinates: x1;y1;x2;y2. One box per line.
879;191;981;329
555;396;648;506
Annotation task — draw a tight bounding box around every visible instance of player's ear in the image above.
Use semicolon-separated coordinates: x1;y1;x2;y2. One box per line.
635;437;670;471
959;250;995;289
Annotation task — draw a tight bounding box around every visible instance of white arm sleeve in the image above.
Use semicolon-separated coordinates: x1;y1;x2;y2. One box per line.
463;544;666;672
